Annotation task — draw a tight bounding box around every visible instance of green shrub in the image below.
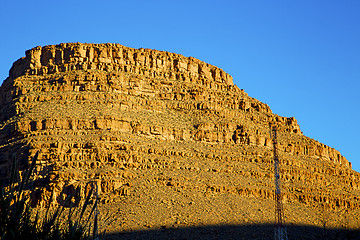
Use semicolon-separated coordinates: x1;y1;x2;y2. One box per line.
0;152;101;240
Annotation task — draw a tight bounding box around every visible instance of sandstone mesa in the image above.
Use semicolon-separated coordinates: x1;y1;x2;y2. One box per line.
0;43;359;238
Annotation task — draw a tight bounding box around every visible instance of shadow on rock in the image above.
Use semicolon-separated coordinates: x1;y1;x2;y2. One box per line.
104;223;360;240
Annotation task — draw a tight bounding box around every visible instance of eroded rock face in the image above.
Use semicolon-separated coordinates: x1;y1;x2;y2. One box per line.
0;43;359;234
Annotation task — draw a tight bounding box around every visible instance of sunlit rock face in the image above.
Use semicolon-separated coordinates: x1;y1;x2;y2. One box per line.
0;43;359;237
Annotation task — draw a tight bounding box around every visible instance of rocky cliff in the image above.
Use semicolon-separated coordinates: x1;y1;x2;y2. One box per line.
0;43;359;238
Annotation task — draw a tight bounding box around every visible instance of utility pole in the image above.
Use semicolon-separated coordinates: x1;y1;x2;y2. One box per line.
270;124;289;240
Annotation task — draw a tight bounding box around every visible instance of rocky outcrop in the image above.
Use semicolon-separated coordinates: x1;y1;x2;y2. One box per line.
7;43;233;86
0;43;359;234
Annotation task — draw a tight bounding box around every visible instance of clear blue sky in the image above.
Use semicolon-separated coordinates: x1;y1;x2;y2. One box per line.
0;1;359;171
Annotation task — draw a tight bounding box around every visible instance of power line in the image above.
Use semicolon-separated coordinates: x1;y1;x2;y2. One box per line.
270;124;289;240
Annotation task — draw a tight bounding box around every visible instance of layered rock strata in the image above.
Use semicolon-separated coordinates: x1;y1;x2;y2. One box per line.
0;43;359;235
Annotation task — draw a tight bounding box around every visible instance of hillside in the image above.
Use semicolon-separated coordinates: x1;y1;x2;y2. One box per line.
0;43;359;239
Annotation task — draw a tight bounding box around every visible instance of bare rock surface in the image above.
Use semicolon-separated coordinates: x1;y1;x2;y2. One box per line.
0;43;359;238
